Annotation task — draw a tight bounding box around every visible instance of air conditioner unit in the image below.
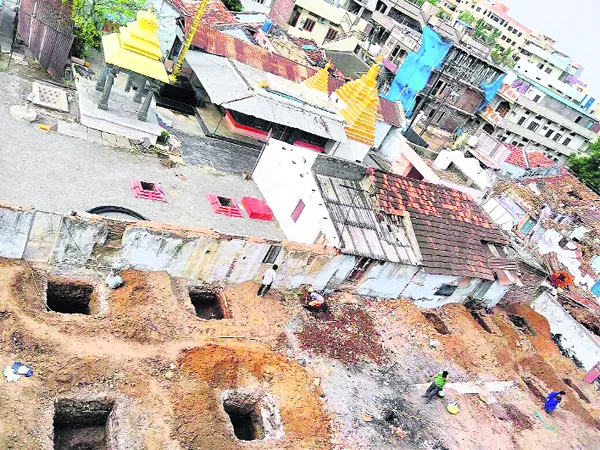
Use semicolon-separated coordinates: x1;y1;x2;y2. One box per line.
318;17;327;24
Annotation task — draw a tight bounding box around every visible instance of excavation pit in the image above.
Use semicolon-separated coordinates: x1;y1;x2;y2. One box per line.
53;398;114;450
222;393;265;441
470;310;493;334
188;289;225;320
422;312;450;335
47;280;95;315
563;378;591;403
509;314;535;336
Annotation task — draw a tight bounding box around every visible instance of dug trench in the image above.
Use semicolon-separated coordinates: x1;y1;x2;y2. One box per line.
1;259;600;449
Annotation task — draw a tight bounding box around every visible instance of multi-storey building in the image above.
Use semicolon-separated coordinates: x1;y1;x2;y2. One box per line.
269;0;369;46
467;1;530;55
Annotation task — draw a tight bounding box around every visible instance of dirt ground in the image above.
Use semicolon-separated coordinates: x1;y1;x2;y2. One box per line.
1;259;599;449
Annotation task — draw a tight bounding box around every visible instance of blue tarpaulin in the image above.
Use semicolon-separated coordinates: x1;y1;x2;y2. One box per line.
383;27;451;117
592;280;600;297
476;73;506;112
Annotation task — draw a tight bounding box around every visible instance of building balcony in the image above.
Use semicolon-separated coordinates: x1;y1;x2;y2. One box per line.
496;118;577;156
516;95;598;141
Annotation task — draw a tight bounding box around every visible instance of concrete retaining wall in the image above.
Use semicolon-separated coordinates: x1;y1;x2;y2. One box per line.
531;292;600;371
0;204;35;259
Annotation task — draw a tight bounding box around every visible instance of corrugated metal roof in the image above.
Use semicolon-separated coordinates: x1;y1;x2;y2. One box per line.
187;51;348;142
223;94;348;142
185;52;248;104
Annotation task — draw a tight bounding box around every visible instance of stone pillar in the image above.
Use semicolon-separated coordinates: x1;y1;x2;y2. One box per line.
95;65;109;91
124;73;136;92
98;66;118;110
133;78;147;104
137;82;159;122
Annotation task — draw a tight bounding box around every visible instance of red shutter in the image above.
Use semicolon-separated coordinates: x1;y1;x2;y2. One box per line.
291;199;305;223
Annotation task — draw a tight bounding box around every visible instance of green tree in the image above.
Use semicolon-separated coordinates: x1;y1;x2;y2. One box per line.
69;0;146;57
222;0;242;11
491;46;516;67
568;140;600;191
414;0;439;6
458;10;476;24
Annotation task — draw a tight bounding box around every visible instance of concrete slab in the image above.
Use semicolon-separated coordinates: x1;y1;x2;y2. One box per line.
57;120;88;140
77;77;162;144
32;82;69;112
87;128;103;144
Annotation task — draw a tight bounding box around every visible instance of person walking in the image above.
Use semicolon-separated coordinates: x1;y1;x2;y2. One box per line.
422;371;449;403
543;391;565;415
257;264;278;297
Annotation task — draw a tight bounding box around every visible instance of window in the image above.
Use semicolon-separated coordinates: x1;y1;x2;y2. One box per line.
519;217;536;235
532;94;541;102
303;18;315;32
537;63;544;69
291;199;305;222
508;26;513;32
517;116;526;125
575;116;582;124
518;32;522;37
553;134;562;142
545;67;552;74
545;129;553;137
435;284;458;297
376;0;387;12
563;137;572;146
262;245;282;264
324;28;338;41
288;9;300;27
527;122;539;132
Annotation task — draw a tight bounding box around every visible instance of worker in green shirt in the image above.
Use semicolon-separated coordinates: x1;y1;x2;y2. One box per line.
422;370;449;403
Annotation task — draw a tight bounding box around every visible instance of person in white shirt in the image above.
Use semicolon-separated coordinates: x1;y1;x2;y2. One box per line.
257;264;278;296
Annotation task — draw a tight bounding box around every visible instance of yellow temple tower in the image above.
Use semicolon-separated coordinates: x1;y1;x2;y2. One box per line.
332;61;381;147
301;63;331;93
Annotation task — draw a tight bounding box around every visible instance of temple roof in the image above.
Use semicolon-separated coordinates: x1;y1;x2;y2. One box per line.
102;10;169;83
333;62;381;146
301;63;331;93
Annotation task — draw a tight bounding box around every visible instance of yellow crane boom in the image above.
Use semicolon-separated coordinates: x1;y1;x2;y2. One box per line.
170;0;210;82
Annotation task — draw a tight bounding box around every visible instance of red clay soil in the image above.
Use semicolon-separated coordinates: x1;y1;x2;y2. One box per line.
296;304;386;366
177;342;331;449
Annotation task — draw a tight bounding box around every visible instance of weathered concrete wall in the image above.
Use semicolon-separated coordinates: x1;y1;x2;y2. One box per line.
401;270;480;308
356;262;419;298
481;281;511;308
51;215;108;266
0;204;35;259
531;292;600;371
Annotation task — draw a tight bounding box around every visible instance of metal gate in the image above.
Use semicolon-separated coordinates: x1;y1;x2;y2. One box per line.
17;0;74;79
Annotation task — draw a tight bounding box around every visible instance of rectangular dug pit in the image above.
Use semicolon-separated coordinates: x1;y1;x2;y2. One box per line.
223;395;265;441
47;280;95;315
53;398;113;450
188;289;225;320
422;312;450;335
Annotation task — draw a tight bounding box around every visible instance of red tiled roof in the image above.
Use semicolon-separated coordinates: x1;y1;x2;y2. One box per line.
172;0;237;27
504;145;555;169
527;151;555;169
192;25;315;82
504;145;527;168
370;169;509;280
